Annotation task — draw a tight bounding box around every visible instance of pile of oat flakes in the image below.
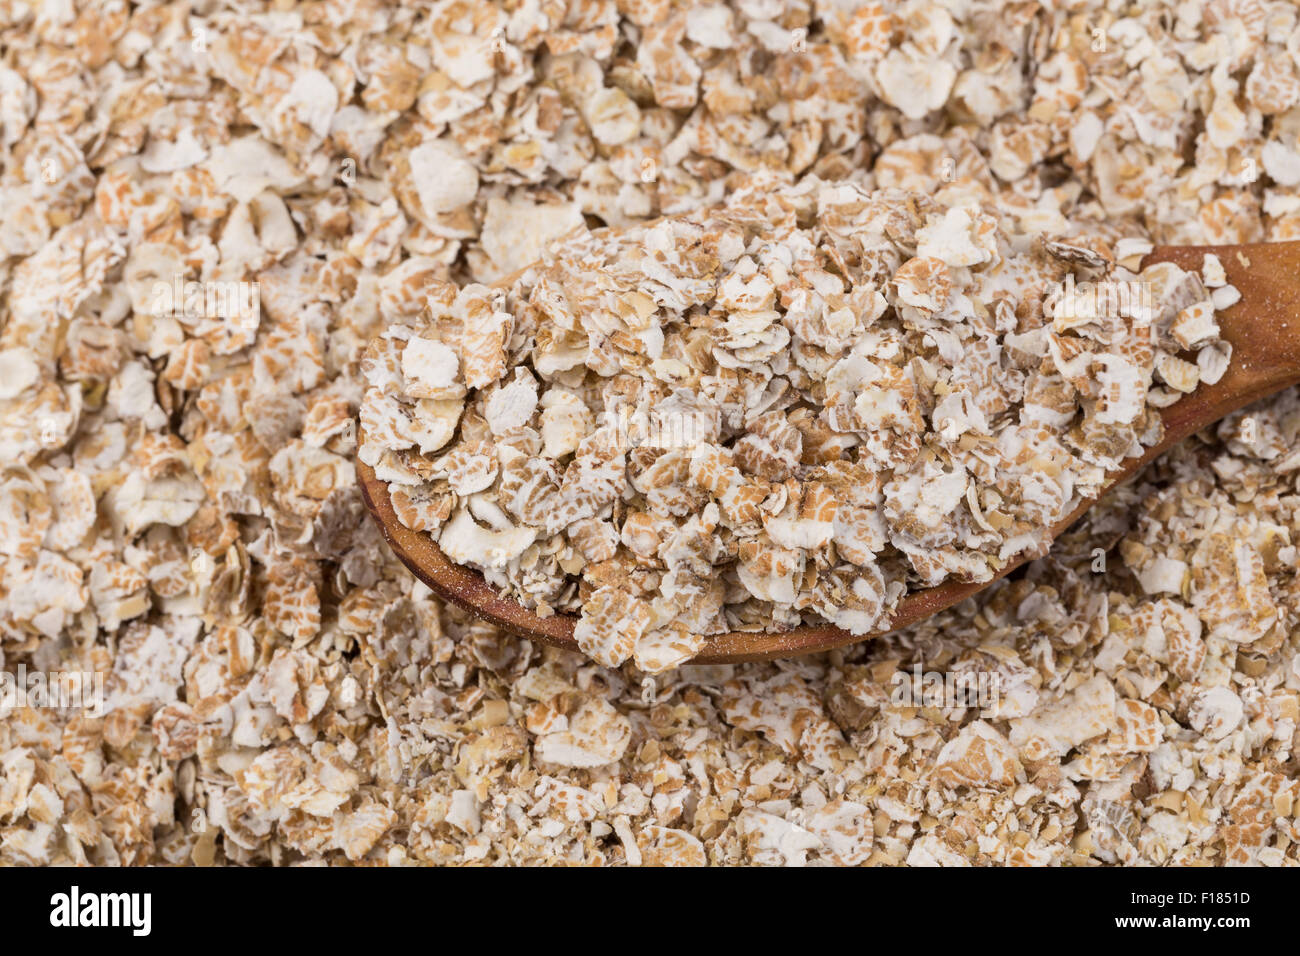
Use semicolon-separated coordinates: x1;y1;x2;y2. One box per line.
360;178;1235;670
1;0;1299;866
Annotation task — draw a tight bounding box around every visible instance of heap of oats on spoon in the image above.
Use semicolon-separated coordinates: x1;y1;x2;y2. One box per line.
359;178;1237;671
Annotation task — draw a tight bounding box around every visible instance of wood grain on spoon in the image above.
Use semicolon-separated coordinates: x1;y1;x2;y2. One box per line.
357;240;1300;663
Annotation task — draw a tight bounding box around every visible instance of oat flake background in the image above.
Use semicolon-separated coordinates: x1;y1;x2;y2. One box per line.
1;0;1299;866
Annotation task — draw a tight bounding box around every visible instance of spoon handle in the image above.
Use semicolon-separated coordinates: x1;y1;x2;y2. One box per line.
1143;241;1300;452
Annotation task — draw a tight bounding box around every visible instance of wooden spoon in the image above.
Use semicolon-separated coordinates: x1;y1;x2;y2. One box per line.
357;240;1300;663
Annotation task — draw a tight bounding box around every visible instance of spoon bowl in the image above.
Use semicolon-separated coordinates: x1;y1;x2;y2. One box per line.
357;240;1300;662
